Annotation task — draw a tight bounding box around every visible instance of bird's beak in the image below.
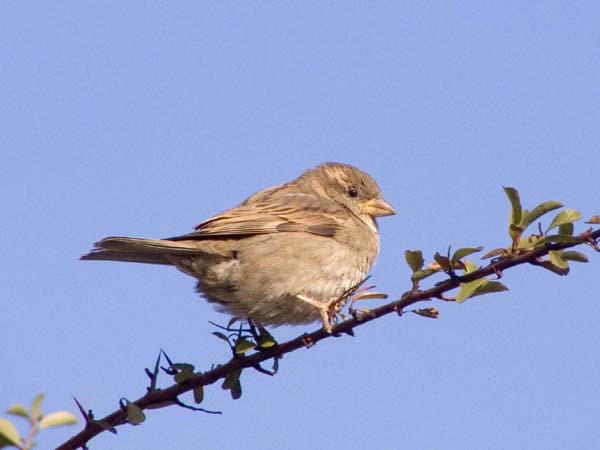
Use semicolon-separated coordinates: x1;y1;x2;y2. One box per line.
361;198;396;217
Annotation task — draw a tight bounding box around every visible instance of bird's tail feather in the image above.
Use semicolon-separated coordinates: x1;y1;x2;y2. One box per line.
80;236;204;265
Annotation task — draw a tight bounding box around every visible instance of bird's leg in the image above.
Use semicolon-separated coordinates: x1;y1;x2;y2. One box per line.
296;294;333;333
325;279;372;325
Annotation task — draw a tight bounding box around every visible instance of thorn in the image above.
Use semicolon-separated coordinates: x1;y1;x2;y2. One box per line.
160;349;174;366
73;396;92;423
394;304;403;316
492;264;504;279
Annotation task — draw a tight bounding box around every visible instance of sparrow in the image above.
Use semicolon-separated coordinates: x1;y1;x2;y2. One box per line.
81;162;395;332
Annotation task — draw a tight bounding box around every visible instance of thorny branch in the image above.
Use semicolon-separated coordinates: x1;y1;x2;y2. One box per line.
56;228;600;450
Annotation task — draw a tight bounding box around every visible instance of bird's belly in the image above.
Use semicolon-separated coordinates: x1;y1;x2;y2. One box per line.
195;232;377;326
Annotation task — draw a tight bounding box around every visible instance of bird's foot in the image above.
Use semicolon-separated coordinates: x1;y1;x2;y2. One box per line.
296;294;352;333
296;294;335;333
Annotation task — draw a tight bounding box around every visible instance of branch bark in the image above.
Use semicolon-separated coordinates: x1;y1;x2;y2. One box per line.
56;229;599;450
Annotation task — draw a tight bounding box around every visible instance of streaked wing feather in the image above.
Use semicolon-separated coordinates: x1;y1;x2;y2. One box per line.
169;193;344;240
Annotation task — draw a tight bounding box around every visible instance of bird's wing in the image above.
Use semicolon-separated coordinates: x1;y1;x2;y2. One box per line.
168;193;346;240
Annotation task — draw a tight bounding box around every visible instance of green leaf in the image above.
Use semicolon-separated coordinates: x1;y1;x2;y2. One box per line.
456;279;508;303
462;260;479;274
535;235;583;246
230;381;242;400
549;250;569;270
222;369;243;400
174;371;194;383
503;187;522;225
0;435;14;449
173;363;195;383
547;209;582;232
193;386;204;404
234;338;255;355
39;411;78;429
404;250;424;272
6;404;29;419
509;223;524;245
171;363;195;372
222;369;241;389
451;247;484;264
125;402;145;425
31;393;44;420
558;222;574;236
0;418;20;447
456;278;489;303
561;251;588;263
519;200;563;229
411;269;439;282
516;234;543;250
473;281;509;296
536;260;570;276
257;329;277;349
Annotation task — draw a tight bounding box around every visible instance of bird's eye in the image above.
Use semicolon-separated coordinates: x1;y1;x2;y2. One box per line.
348;188;359;198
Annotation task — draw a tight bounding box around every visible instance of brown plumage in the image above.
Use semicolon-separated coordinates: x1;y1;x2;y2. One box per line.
81;162;395;331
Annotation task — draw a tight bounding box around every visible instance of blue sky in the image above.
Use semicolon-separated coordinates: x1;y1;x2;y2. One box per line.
1;2;599;449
